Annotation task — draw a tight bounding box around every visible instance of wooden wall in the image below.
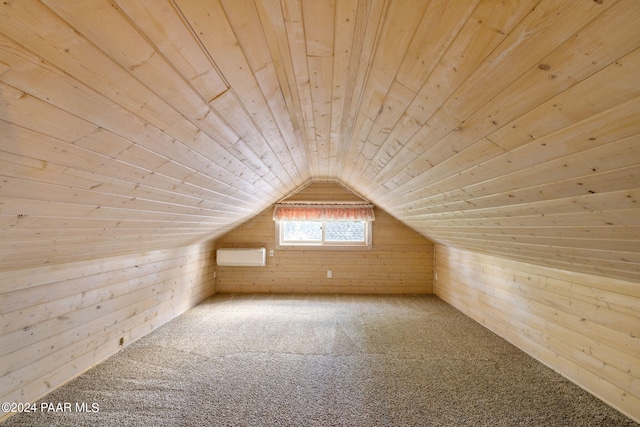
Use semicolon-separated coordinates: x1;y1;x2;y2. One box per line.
434;244;640;423
1;1;638;284
0;242;216;421
215;182;434;294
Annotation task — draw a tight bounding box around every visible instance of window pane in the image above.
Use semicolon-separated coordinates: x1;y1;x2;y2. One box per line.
325;221;365;242
282;221;322;241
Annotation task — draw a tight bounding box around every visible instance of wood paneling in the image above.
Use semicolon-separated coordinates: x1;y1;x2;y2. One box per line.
0;243;216;421
0;0;638;282
434;244;640;424
215;182;433;294
0;1;637;421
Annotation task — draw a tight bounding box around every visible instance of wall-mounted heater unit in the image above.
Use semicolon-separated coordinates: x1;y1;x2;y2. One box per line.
216;247;266;267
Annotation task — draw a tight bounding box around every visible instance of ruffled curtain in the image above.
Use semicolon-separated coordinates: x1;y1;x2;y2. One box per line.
273;204;375;221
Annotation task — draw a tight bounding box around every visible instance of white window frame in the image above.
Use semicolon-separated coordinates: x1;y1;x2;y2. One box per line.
275;219;372;250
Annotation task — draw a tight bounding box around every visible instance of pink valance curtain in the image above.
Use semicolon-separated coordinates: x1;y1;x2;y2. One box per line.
273;204;375;221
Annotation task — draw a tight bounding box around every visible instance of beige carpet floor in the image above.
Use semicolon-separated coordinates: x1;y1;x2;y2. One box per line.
2;294;637;426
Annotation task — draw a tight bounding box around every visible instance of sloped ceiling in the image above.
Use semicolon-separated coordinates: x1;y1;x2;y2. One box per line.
0;0;639;281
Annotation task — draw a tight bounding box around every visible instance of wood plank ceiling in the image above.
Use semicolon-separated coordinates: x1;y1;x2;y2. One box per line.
0;0;639;281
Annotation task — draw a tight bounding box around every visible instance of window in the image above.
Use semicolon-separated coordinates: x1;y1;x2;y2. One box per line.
279;219;370;247
273;203;374;250
281;220;323;242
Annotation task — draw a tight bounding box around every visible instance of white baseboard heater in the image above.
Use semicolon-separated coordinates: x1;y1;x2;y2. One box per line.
216;247;266;267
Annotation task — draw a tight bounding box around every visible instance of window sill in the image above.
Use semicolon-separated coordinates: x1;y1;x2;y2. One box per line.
275;243;372;251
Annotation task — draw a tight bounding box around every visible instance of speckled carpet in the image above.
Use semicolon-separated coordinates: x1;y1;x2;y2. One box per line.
2;294;637;426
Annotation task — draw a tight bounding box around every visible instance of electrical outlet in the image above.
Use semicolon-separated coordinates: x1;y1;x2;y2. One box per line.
327;270;332;278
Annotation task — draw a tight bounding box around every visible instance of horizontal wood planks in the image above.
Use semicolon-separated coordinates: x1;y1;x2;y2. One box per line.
0;1;637;421
215;182;433;294
0;0;307;271
0;243;216;422
347;0;640;283
0;0;638;283
434;244;640;424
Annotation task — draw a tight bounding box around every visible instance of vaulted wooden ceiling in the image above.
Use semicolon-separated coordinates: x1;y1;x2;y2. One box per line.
0;0;639;281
